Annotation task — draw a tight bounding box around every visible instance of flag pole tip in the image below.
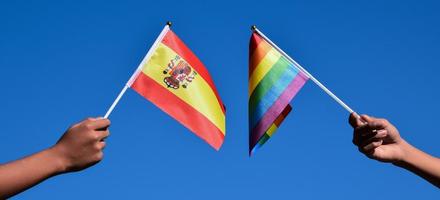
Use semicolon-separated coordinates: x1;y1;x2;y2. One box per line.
166;21;172;26
251;25;257;31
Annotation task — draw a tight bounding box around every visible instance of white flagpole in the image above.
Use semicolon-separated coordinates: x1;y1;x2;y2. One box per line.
251;25;356;114
103;22;172;119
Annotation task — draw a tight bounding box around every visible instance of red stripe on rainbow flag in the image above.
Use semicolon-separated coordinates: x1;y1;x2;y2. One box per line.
249;32;263;59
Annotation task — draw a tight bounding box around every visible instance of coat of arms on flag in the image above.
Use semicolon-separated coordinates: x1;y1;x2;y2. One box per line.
162;55;198;89
105;22;226;150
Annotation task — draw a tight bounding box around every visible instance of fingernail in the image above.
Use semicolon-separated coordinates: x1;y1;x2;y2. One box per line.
377;130;387;136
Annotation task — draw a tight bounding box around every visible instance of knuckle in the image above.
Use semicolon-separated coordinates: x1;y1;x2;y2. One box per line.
366;154;375;159
362;145;368;152
376;130;387;138
379;119;388;124
66;125;75;131
373;140;383;147
348;115;356;124
354;128;365;136
369;122;378;128
97;141;106;149
94;143;102;150
92;133;100;140
95;152;104;161
87;132;99;140
82;123;93;130
103;130;110;136
352;136;360;146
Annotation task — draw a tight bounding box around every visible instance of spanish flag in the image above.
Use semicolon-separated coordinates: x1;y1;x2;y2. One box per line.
127;24;226;150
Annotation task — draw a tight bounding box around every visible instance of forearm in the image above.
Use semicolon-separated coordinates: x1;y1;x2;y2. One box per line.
394;140;440;188
0;147;65;199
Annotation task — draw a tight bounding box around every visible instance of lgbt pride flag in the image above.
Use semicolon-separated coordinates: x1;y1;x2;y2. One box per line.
249;32;309;155
127;25;226;150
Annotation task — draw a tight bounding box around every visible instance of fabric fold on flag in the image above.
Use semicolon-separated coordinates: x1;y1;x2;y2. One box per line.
130;29;226;150
249;32;309;155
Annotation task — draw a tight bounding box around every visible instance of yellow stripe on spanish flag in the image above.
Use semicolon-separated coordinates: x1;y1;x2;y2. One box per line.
130;28;226;150
140;43;225;134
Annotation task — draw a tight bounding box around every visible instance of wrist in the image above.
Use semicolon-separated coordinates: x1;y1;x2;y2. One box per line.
392;139;413;167
46;145;70;174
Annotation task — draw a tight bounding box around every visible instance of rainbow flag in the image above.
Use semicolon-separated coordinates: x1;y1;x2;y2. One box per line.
128;26;226;150
249;32;309;155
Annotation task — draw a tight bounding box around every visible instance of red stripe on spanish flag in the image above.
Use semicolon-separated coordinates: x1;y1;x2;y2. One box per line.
130;29;226;150
132;72;225;150
162;31;226;114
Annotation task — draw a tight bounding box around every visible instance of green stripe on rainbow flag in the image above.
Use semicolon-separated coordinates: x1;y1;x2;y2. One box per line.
249;32;309;155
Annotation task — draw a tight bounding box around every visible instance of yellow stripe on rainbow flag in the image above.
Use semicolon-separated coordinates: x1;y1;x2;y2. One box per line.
248;48;282;95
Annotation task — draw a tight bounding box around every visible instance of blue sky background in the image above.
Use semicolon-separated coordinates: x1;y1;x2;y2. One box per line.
1;0;439;199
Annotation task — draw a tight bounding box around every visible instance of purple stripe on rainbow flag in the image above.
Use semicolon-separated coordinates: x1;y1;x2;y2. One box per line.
249;70;308;151
250;104;292;155
249;61;299;128
248;32;309;154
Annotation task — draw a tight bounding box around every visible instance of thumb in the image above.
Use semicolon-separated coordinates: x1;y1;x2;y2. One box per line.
360;114;375;123
349;112;365;128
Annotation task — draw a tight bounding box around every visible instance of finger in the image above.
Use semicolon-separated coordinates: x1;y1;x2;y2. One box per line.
361;139;383;153
350;113;372;145
72;117;97;128
367;119;388;130
360;115;382;125
96;130;110;141
97;141;106;150
359;130;387;146
83;117;100;122
352;124;369;145
356;116;389;132
349;112;364;128
353;127;386;146
354;125;370;136
373;129;387;139
360;114;373;122
352;129;363;146
94;152;104;162
354;125;376;138
89;118;111;130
